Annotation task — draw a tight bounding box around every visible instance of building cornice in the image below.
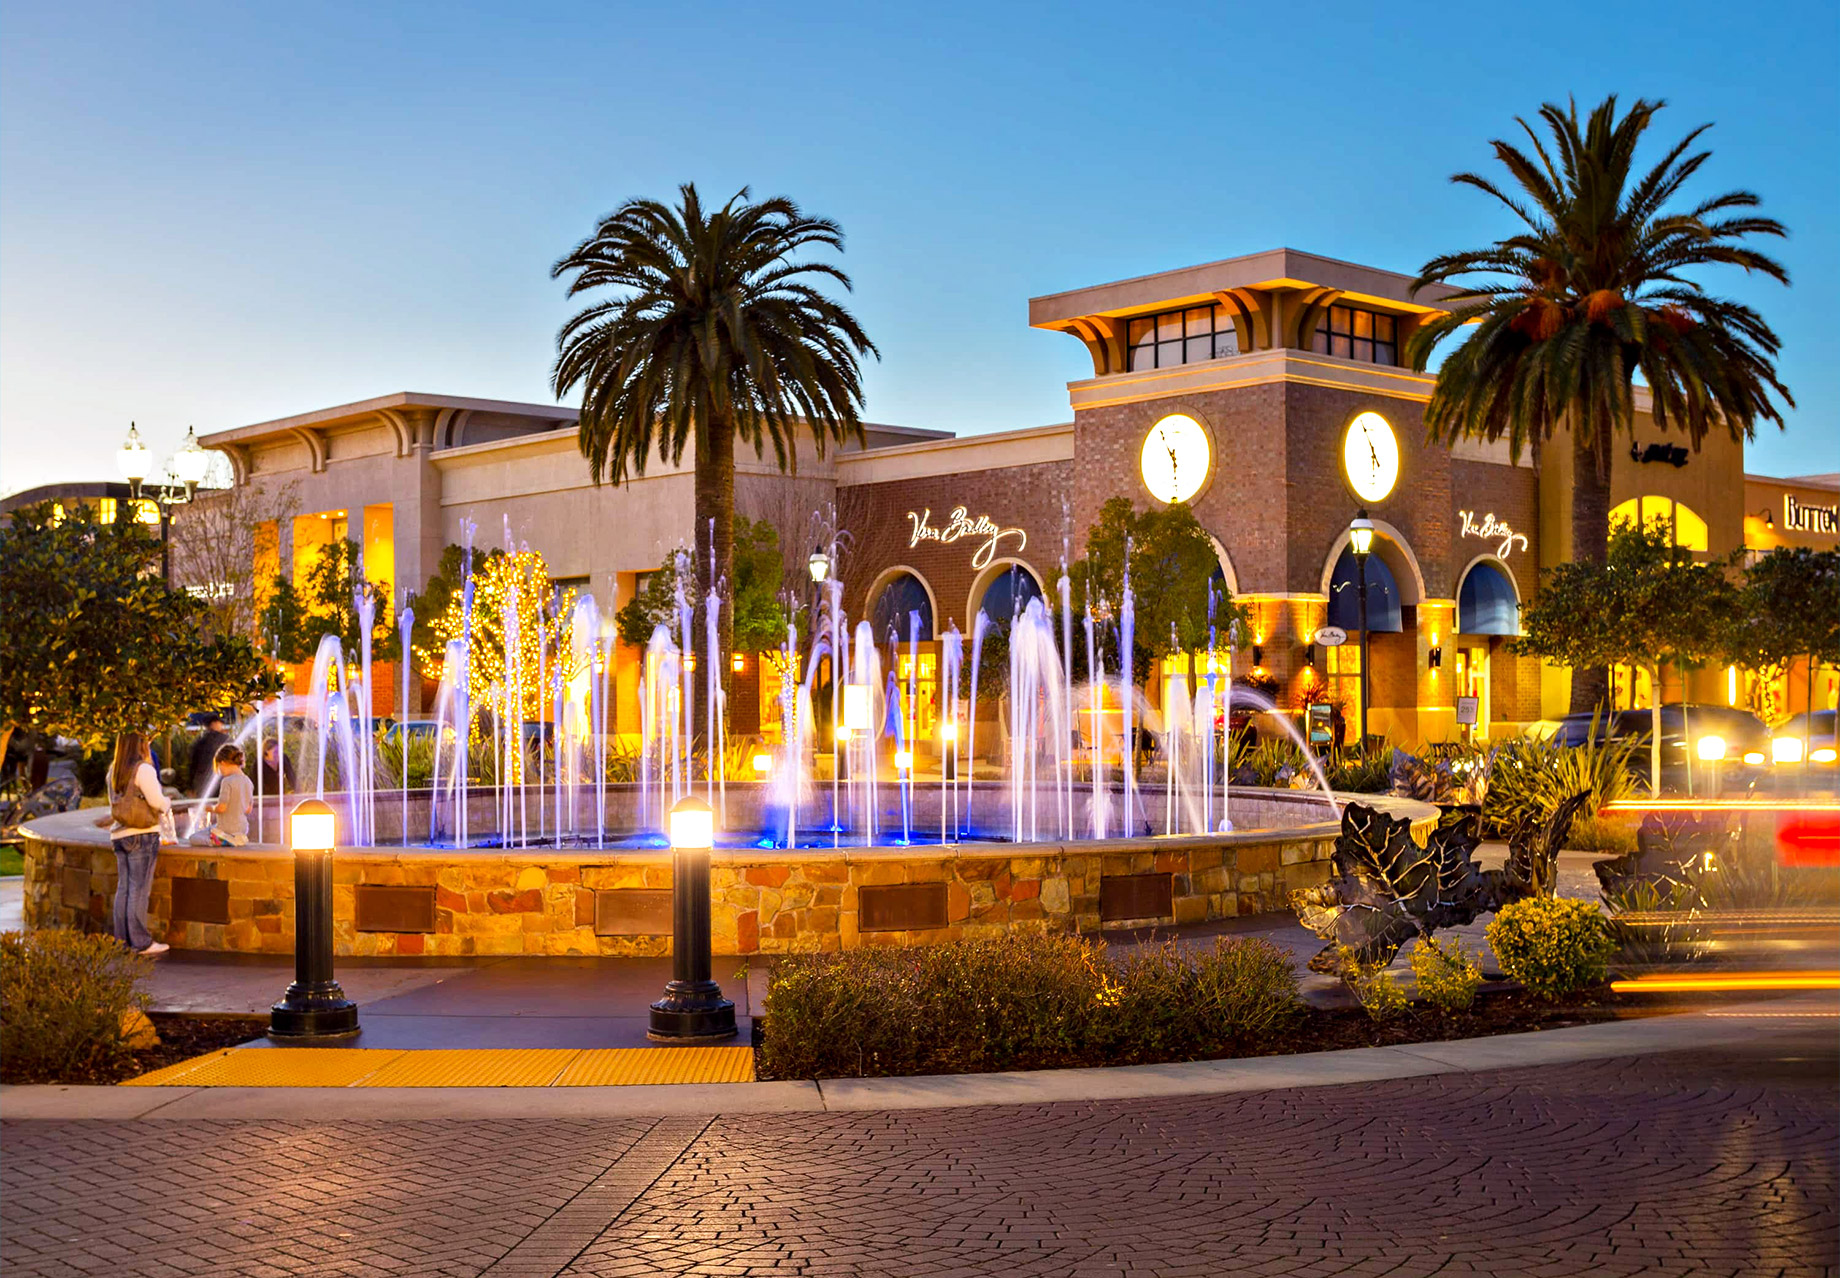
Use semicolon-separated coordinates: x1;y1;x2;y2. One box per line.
837;422;1075;487
1066;349;1440;411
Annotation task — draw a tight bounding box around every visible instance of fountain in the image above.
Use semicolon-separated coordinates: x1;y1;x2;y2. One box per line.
26;514;1443;961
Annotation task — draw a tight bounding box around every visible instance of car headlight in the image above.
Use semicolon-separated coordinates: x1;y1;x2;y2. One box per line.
1696;735;1727;761
1813;747;1838;764
1743;751;1765;766
1773;737;1805;764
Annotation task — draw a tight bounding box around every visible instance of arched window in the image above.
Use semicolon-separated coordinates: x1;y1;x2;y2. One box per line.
1326;548;1402;633
1457;560;1519;635
1610;495;1709;552
870;571;934;642
976;564;1043;628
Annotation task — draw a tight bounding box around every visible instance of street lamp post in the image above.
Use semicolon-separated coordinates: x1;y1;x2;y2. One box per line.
115;423;213;583
1348;511;1375;749
269;798;360;1040
648;795;737;1041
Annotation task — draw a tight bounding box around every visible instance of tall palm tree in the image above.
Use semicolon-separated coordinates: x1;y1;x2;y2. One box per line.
552;183;877;670
1407;95;1792;713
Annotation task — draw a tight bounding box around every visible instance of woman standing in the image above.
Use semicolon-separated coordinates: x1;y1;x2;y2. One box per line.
106;732;172;956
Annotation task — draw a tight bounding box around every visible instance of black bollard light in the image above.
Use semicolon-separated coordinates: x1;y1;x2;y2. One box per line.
648;795;737;1042
269;797;359;1040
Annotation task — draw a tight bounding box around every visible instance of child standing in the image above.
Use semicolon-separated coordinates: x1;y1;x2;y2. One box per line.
204;743;254;846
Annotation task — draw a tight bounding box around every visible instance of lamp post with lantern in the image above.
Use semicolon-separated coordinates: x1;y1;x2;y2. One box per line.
648;795;737;1041
115;423;215;583
268;797;360;1040
1348;511;1375;749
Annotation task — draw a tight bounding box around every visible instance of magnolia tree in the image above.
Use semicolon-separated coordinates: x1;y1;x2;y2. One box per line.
0;502;276;762
1515;521;1736;792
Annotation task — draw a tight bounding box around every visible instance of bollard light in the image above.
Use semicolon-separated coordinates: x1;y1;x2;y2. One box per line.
269;798;359;1040
942;719;957;743
842;683;872;733
751;751;774;776
894;749;913;773
1696;735;1727;762
1773;736;1804;765
649;795;736;1041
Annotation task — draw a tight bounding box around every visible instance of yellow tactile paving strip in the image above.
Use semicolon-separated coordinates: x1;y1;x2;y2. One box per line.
555;1047;756;1087
122;1045;755;1088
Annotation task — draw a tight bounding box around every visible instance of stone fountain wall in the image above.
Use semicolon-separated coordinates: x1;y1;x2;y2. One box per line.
15;798;1394;957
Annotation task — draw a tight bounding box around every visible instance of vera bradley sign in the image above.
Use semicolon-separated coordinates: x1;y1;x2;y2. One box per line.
906;507;1027;570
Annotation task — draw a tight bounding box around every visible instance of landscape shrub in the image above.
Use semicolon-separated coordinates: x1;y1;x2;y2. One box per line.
1601;879;1707;967
761;931;1299;1079
1564;813;1638;856
1485;897;1615;1001
1410;936;1482;1013
1338;946;1408;1021
1;929;151;1083
1485;726;1636;839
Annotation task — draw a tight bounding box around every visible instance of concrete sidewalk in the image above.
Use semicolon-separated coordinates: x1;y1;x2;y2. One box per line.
5;992;1832;1121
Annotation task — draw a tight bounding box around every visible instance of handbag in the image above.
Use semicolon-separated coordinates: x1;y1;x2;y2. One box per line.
109;778;160;830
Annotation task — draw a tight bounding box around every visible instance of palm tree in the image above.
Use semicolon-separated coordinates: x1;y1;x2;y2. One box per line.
1407;95;1792;713
551;183;878;670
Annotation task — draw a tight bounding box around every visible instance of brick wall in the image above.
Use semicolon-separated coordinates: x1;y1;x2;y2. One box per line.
838;461;1073;634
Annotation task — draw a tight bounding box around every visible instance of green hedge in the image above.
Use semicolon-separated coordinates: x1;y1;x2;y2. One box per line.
2;929;152;1083
760;931;1299;1079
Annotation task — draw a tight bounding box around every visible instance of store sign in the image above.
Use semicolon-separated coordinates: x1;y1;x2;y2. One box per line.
1313;626;1348;647
1458;510;1528;559
906;506;1027;570
185;581;235;601
1784;494;1840;534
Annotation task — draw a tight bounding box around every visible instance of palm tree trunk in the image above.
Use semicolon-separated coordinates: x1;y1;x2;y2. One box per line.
1569;424;1613;714
694;419;737;720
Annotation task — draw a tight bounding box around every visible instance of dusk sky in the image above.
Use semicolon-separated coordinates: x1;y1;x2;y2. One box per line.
2;0;1834;496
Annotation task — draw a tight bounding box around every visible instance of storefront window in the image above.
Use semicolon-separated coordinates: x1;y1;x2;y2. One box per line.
1127;304;1241;371
1312;305;1399;365
1610;496;1709;552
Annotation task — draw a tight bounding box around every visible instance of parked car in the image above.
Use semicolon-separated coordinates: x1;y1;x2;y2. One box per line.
1553;703;1771;793
1769;709;1838;768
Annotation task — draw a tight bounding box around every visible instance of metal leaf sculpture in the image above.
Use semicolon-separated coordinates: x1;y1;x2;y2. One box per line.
1594;809;1732;898
1295;793;1590;976
1494;789;1594;904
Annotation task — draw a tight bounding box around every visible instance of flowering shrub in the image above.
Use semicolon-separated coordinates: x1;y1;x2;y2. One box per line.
1486;897;1615;1000
761;932;1298;1079
1410;936;1482;1013
1338;946;1408;1021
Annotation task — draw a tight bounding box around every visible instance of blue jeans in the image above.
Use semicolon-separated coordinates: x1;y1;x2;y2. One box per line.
111;833;160;950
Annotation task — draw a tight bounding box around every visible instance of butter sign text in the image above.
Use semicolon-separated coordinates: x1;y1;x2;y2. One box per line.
1458;510;1528;559
907;507;1027;570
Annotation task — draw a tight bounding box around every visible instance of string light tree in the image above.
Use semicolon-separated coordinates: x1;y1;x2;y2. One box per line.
416;547;580;796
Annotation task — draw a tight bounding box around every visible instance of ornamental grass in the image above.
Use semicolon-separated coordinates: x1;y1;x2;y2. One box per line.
760;931;1299;1080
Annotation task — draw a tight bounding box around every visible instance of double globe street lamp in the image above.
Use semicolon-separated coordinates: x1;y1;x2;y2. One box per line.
115;422;214;581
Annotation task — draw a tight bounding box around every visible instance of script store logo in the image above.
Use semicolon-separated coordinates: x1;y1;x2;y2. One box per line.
906;507;1027;570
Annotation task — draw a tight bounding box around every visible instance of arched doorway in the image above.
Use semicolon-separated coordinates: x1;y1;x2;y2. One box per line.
1455;557;1522;740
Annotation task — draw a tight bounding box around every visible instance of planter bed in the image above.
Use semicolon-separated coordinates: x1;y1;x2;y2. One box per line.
1;1014;268;1086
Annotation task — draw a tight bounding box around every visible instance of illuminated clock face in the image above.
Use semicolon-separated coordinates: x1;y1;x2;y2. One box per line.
1140;414;1211;504
1342;411;1399;503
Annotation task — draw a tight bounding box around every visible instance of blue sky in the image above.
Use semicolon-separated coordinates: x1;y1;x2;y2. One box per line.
2;0;1835;495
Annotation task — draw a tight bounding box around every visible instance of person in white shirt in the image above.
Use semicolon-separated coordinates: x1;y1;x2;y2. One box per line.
101;732;173;956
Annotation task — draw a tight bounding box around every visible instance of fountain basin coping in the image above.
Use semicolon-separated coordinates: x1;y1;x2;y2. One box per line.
20;793;1432;958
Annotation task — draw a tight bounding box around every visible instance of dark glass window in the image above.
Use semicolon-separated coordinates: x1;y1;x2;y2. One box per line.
1313;305;1399;365
977;565;1044;628
871;572;935;643
1127;304;1241;372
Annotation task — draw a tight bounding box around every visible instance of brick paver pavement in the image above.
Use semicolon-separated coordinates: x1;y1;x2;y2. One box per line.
5;1038;1835;1278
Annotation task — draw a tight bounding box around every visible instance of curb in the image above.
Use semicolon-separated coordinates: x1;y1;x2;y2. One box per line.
2;993;1832;1121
